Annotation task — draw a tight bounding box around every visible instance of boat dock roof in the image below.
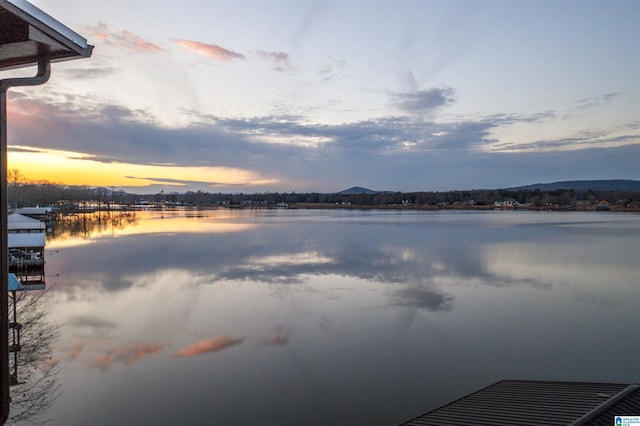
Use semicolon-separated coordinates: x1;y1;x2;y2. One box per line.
400;379;640;426
8;213;45;231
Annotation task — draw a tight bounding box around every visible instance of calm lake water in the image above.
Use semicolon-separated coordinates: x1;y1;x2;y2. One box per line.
19;209;640;425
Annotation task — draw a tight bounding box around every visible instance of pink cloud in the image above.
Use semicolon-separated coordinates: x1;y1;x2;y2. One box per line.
173;336;245;357
173;39;245;61
89;342;168;371
88;23;166;54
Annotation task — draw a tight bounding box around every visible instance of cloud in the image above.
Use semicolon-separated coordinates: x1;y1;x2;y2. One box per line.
123;175;247;187
255;50;293;71
89;342;168;371
291;0;331;48
7;98;278;188
319;56;346;81
174;39;245;61
574;92;621;110
493;129;638;153
63;67;119;80
392;87;456;114
173;336;245;357
7;89;639;193
88;23;166;54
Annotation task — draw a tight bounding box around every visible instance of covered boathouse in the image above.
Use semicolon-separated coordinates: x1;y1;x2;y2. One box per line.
400;380;640;426
7;213;46;286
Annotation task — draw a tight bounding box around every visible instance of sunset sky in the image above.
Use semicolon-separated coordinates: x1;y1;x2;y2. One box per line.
4;0;639;193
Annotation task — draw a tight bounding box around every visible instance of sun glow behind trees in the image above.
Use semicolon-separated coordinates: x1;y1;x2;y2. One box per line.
9;146;276;188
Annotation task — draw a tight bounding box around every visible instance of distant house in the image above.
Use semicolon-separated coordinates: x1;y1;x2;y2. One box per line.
576;200;589;210
594;201;611;211
494;198;528;208
134;200;151;209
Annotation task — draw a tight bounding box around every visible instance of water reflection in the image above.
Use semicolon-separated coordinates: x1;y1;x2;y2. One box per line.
48;209;254;242
47;210;557;301
49;210;139;241
42;210;640;425
8;288;60;425
89;342;169;372
174;337;245;358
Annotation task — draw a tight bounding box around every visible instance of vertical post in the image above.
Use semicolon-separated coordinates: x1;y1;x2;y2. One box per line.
1;77;10;425
10;291;17;385
1;59;50;424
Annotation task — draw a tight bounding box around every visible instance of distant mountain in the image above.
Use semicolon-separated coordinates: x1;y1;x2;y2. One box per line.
337;186;378;195
509;179;640;192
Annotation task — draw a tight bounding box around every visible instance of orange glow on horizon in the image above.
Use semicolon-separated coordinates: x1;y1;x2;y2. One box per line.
8;146;276;188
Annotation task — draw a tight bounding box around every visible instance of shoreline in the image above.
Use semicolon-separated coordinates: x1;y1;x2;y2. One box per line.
292;203;640;212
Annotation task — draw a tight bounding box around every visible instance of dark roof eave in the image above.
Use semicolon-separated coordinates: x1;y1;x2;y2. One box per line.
0;0;92;71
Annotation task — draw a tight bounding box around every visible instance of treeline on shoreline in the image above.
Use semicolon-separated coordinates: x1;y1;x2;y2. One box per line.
8;179;640;211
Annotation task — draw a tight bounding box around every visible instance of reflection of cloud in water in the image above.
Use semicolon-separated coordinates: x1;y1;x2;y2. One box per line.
89;342;169;371
255;327;290;347
173;336;245;357
215;259;331;284
571;289;613;308
68;315;118;330
227;252;334;283
42;212;637;425
392;284;453;312
250;252;333;266
68;340;86;361
49;215;553;308
41;357;61;371
57;270;137;293
48;211;255;245
212;242;551;315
